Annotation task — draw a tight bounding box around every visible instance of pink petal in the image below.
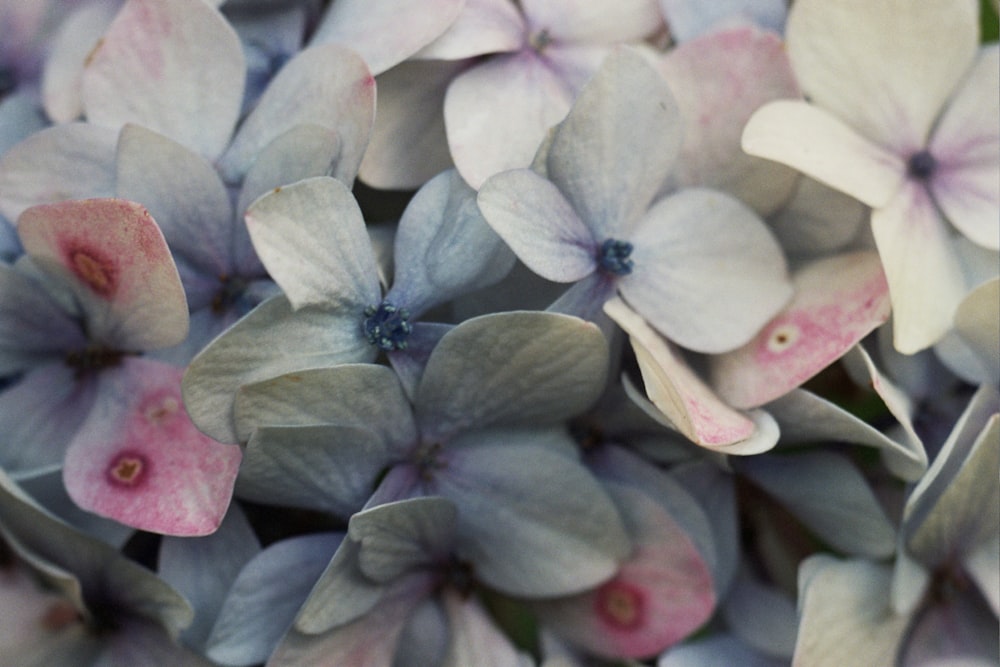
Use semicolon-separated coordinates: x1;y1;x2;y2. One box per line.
81;0;245;160
710;251;891;409
534;482;715;660
17;198;189;351
658;25;800;216
63;359;241;536
605;298;777;454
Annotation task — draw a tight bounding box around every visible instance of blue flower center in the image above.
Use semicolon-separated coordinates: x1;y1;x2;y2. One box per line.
907;149;937;181
363;301;412;351
597;238;634;276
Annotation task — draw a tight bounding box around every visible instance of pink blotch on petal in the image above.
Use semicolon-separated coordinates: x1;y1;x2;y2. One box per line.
710;251;891;409
595;579;646;630
62;242;119;298
64;360;241;536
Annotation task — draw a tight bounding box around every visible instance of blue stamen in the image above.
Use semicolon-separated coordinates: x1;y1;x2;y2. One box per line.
907;149;937;181
363;301;412;351
597;238;634;276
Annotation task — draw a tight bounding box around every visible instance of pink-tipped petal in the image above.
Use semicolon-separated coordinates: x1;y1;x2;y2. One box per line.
63;359;241;537
81;0;245;161
534;482;715;660
710;252;891;409
17;198;189;351
605;298;776;454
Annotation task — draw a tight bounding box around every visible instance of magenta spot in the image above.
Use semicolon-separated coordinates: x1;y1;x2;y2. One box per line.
595;580;646;631
62;243;118;298
105;451;150;489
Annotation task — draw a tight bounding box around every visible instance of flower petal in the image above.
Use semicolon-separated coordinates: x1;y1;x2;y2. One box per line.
182;295;374;444
219;44;375;185
624;188;792;353
358;59;462;190
793;556;909;667
533;480;715;659
871;182;967;353
477;168;596;282
445;50;575;188
547;46;682;238
415;0;524;60
244;176;381;310
742;100;905;208
309;0;463;74
388;169;516;317
81;0;245;160
0;123;117;222
522;0;663;44
605;297;776;453
658;0;787;42
786;0;978;149
17;197;189;351
953;278;1000;385
206;533;343;667
658;26;800;216
929;46;1000;251
62;359;241;536
416;311;609;442
710;252;890;408
115;124;235;288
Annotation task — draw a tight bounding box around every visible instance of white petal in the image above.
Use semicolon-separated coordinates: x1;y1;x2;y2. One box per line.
445;50;575;188
792;556;909;667
359;59;462;190
786;0;978;149
244;177;381;310
624;188;792;353
81;0;245;160
952;278;1000;385
415;0;524;60
742;100;905;208
929;46;1000;251
871;182;966;353
309;0;463;74
521;0;663;44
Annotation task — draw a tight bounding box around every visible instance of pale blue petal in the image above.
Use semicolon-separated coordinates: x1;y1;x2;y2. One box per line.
206;533;343;666
477;168;597;282
416;311;609;442
183;294;374;444
431;439;630;597
388;169;516;316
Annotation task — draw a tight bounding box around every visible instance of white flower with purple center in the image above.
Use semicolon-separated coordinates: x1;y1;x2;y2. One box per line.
743;0;1000;354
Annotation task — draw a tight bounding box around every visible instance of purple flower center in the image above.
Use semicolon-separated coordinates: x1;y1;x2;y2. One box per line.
363;301;412;351
65;345;126;378
907;149;937;181
597;238;634;276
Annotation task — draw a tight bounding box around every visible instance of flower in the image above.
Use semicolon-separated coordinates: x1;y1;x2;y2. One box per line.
742;0;1000;353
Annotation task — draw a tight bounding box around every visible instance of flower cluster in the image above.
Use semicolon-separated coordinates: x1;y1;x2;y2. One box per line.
0;0;996;665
